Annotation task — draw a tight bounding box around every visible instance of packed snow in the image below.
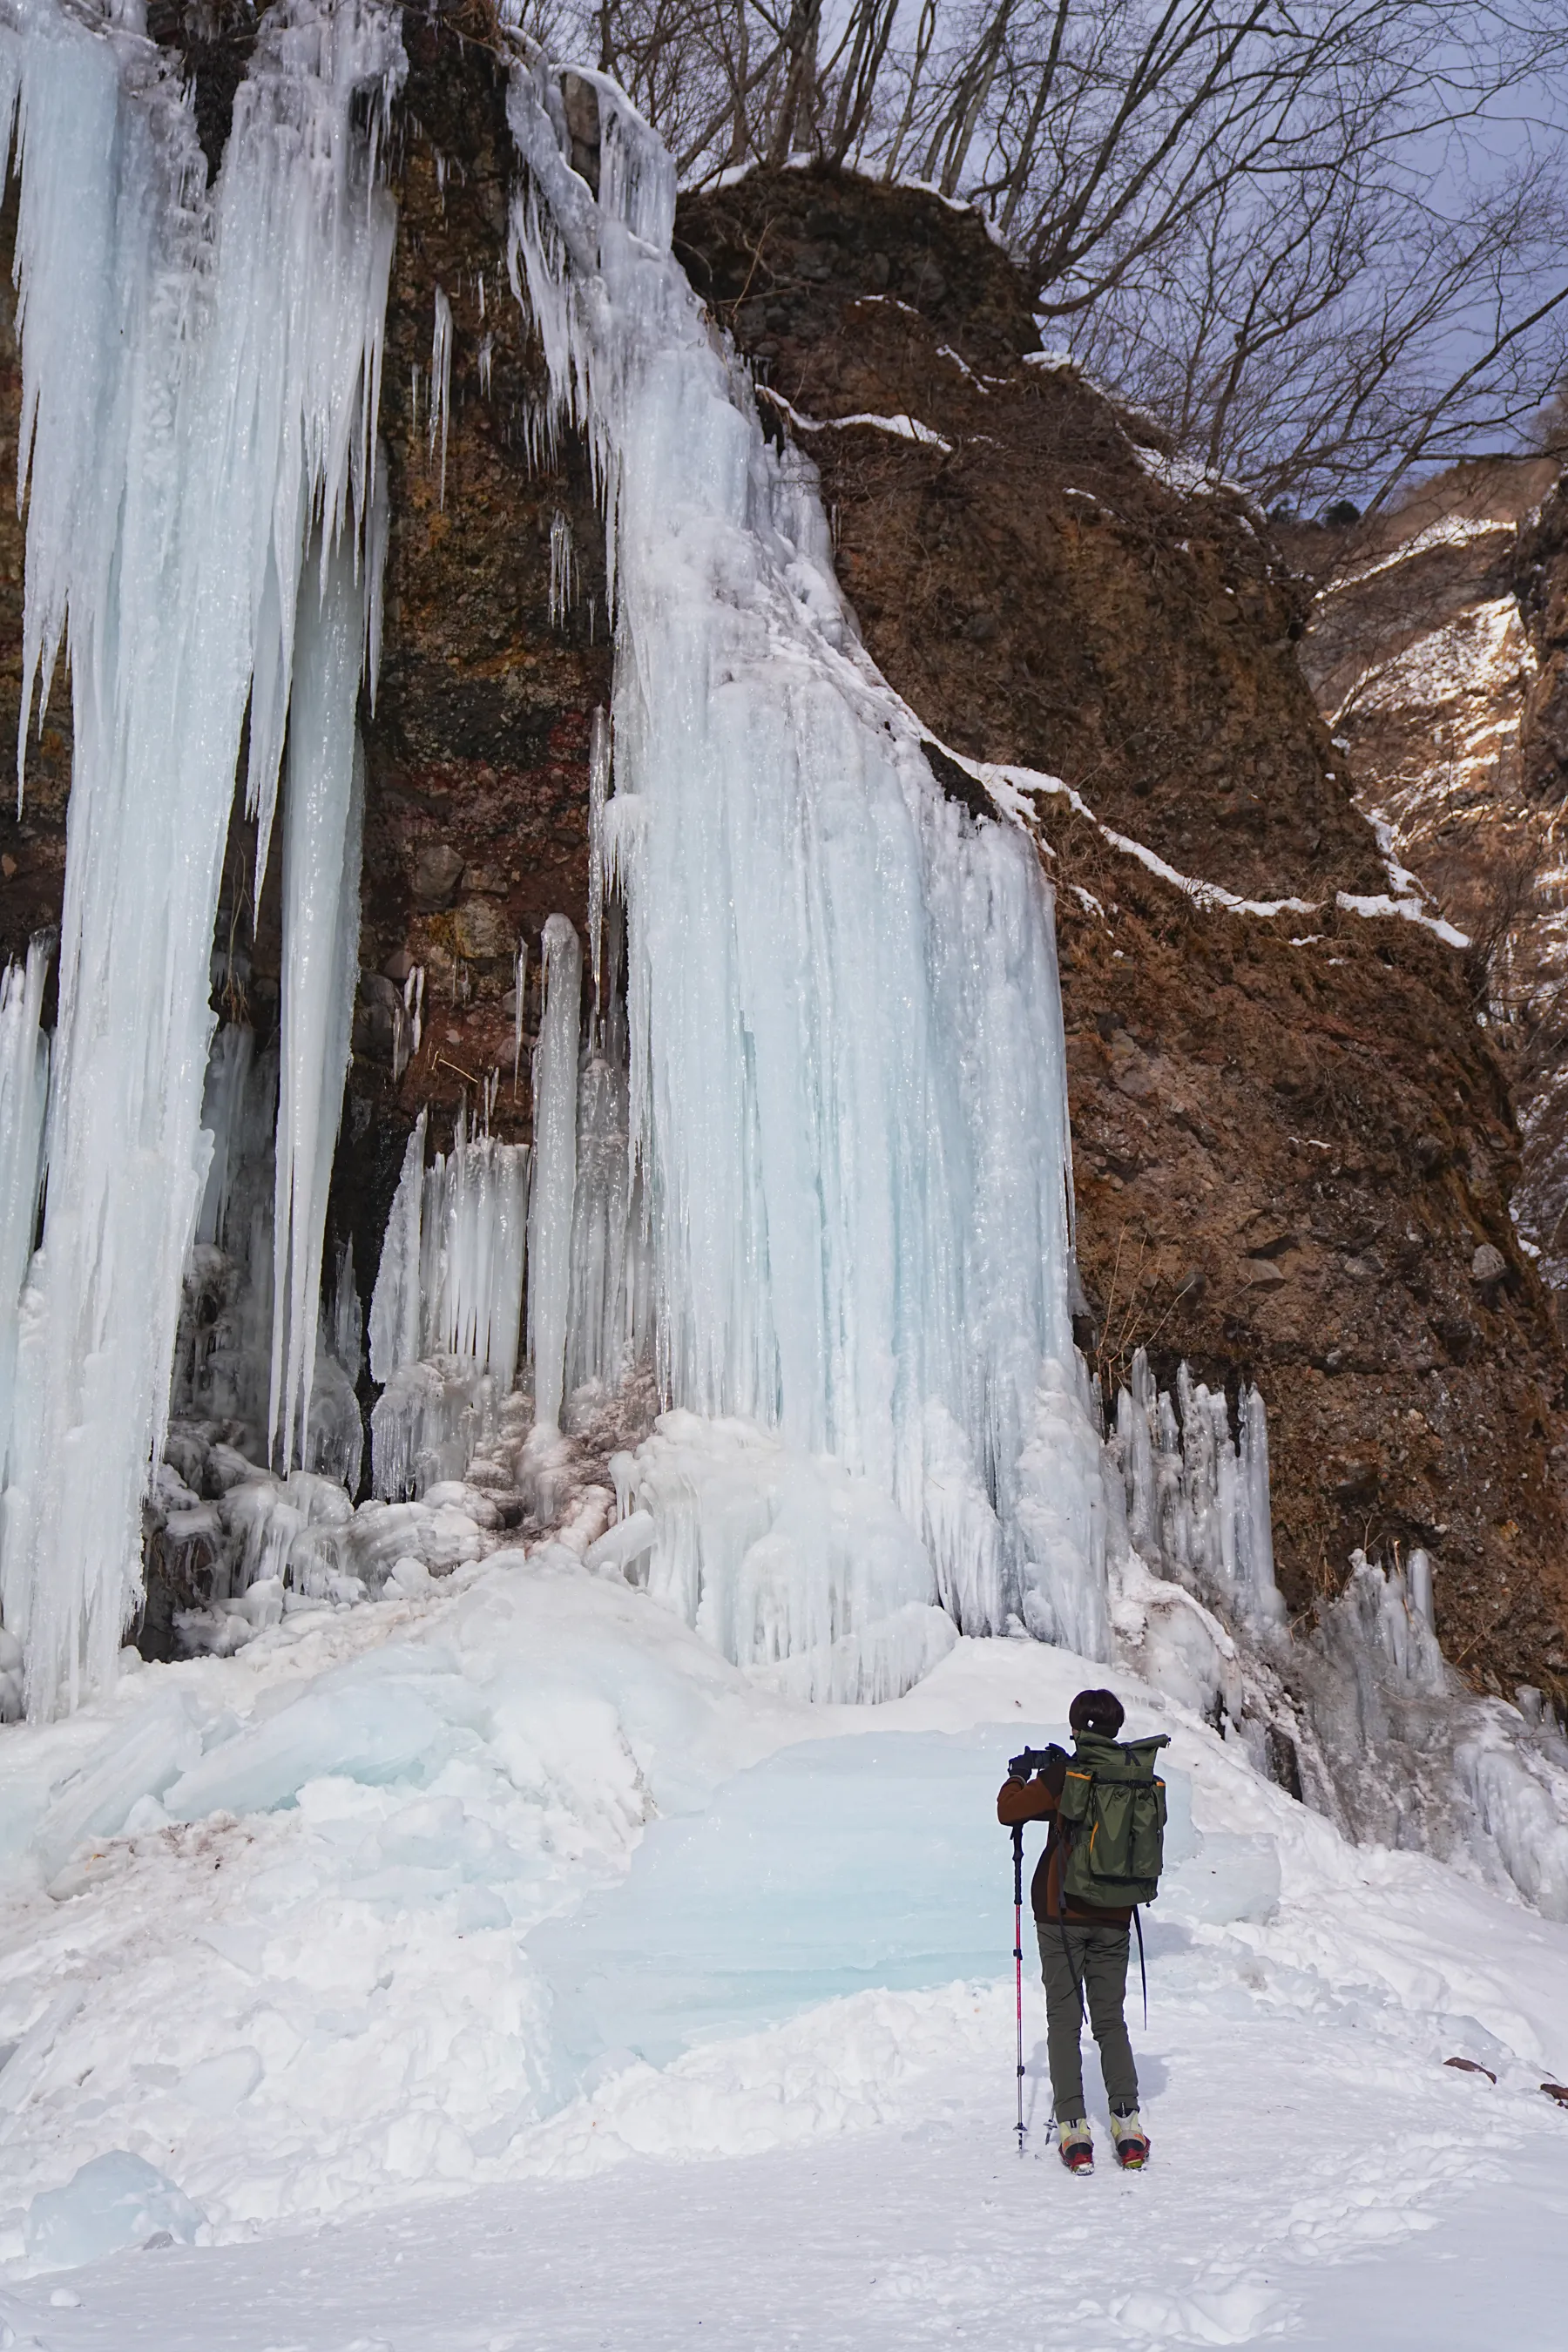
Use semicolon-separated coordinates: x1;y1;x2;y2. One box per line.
1;1568;1565;2347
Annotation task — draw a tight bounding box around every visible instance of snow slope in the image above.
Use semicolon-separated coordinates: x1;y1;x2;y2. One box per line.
1;1549;1564;2346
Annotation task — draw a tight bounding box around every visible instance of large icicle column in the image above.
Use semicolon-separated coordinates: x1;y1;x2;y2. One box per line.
0;2;403;1718
507;55;1106;1662
0;938;50;1493
270;528;372;1474
529;915;583;1431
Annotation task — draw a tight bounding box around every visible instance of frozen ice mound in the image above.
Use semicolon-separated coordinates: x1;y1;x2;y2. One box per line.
24;2150;205;2273
161;1645;490;1821
526;1725;1205;2089
34;1689;206;1880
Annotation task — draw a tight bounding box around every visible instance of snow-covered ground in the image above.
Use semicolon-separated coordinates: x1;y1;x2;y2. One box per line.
2;1547;1565;2348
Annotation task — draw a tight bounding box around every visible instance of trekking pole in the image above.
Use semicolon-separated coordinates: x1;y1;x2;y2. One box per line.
1012;1821;1026;2154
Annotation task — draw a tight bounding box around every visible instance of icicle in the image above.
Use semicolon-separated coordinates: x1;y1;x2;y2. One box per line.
368;1111;427;1385
270;531;368;1475
528;914;582;1429
0;1;405;1720
511;936;527;1094
366;1106;528;1403
586;705;610;1016
430;284;452;509
1237;1384;1286;1623
1409;1545;1435;1631
548;510;575;625
478;269;485;319
478;331;493;398
430;1131;529;1389
0;936;51;1495
403;963;425;1059
331;1237;363;1384
194;1024;254;1250
565;1045;643;1395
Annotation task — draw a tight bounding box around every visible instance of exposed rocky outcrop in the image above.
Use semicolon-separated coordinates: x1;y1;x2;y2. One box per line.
1294;467;1568;1317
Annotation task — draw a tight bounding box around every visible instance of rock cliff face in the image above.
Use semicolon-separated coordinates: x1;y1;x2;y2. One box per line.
3;6;1566;1706
1292;470;1568;1312
678;166;1568;1701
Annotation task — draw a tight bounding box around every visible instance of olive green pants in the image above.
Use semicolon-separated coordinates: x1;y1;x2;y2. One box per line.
1037;1920;1139;2124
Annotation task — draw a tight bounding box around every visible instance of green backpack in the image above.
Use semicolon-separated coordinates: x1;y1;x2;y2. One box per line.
1057;1730;1171;1909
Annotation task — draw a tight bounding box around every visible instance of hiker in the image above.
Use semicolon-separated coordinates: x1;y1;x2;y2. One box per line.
997;1687;1159;2174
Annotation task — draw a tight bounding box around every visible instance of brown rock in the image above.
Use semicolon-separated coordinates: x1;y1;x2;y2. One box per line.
410;842;466;911
452;898;511;961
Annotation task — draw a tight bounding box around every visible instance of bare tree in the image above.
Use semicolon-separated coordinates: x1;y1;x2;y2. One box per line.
558;0;1568;511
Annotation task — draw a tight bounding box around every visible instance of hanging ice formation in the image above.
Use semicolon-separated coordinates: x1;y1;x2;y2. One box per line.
270;529;372;1477
0;938;50;1492
504;52;1106;1669
528;914;582;1433
367;1106;530;1499
1105;1349;1286;1628
0;0;403;1718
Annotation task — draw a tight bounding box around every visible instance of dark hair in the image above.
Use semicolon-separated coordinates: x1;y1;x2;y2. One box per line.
1070;1686;1125;1738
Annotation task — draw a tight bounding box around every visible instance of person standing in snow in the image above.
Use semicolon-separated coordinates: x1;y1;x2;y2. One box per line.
997;1687;1152;2174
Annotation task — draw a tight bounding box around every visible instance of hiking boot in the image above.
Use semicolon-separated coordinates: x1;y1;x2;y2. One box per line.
1110;2109;1149;2170
1058;2119;1093;2174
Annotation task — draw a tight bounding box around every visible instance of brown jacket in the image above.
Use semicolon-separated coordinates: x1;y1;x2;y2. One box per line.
997;1749;1133;1929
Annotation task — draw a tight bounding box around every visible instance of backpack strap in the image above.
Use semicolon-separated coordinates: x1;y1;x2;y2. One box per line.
1132;1903;1148;2028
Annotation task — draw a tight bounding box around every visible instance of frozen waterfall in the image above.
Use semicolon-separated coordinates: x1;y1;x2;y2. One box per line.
505;54;1106;1660
0;0;403;1717
270;530;371;1477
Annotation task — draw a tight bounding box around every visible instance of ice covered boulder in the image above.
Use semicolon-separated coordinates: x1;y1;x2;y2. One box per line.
283;1470;354;1526
422;1479;503;1530
177;2047;262;2118
584;1509;655;1579
161;1645;490;1821
24;2151;204;2272
220;1477;301;1589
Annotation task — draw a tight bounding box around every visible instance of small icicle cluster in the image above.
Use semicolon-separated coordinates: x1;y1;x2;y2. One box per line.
367;1106;531;1497
1105;1348;1285;1626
